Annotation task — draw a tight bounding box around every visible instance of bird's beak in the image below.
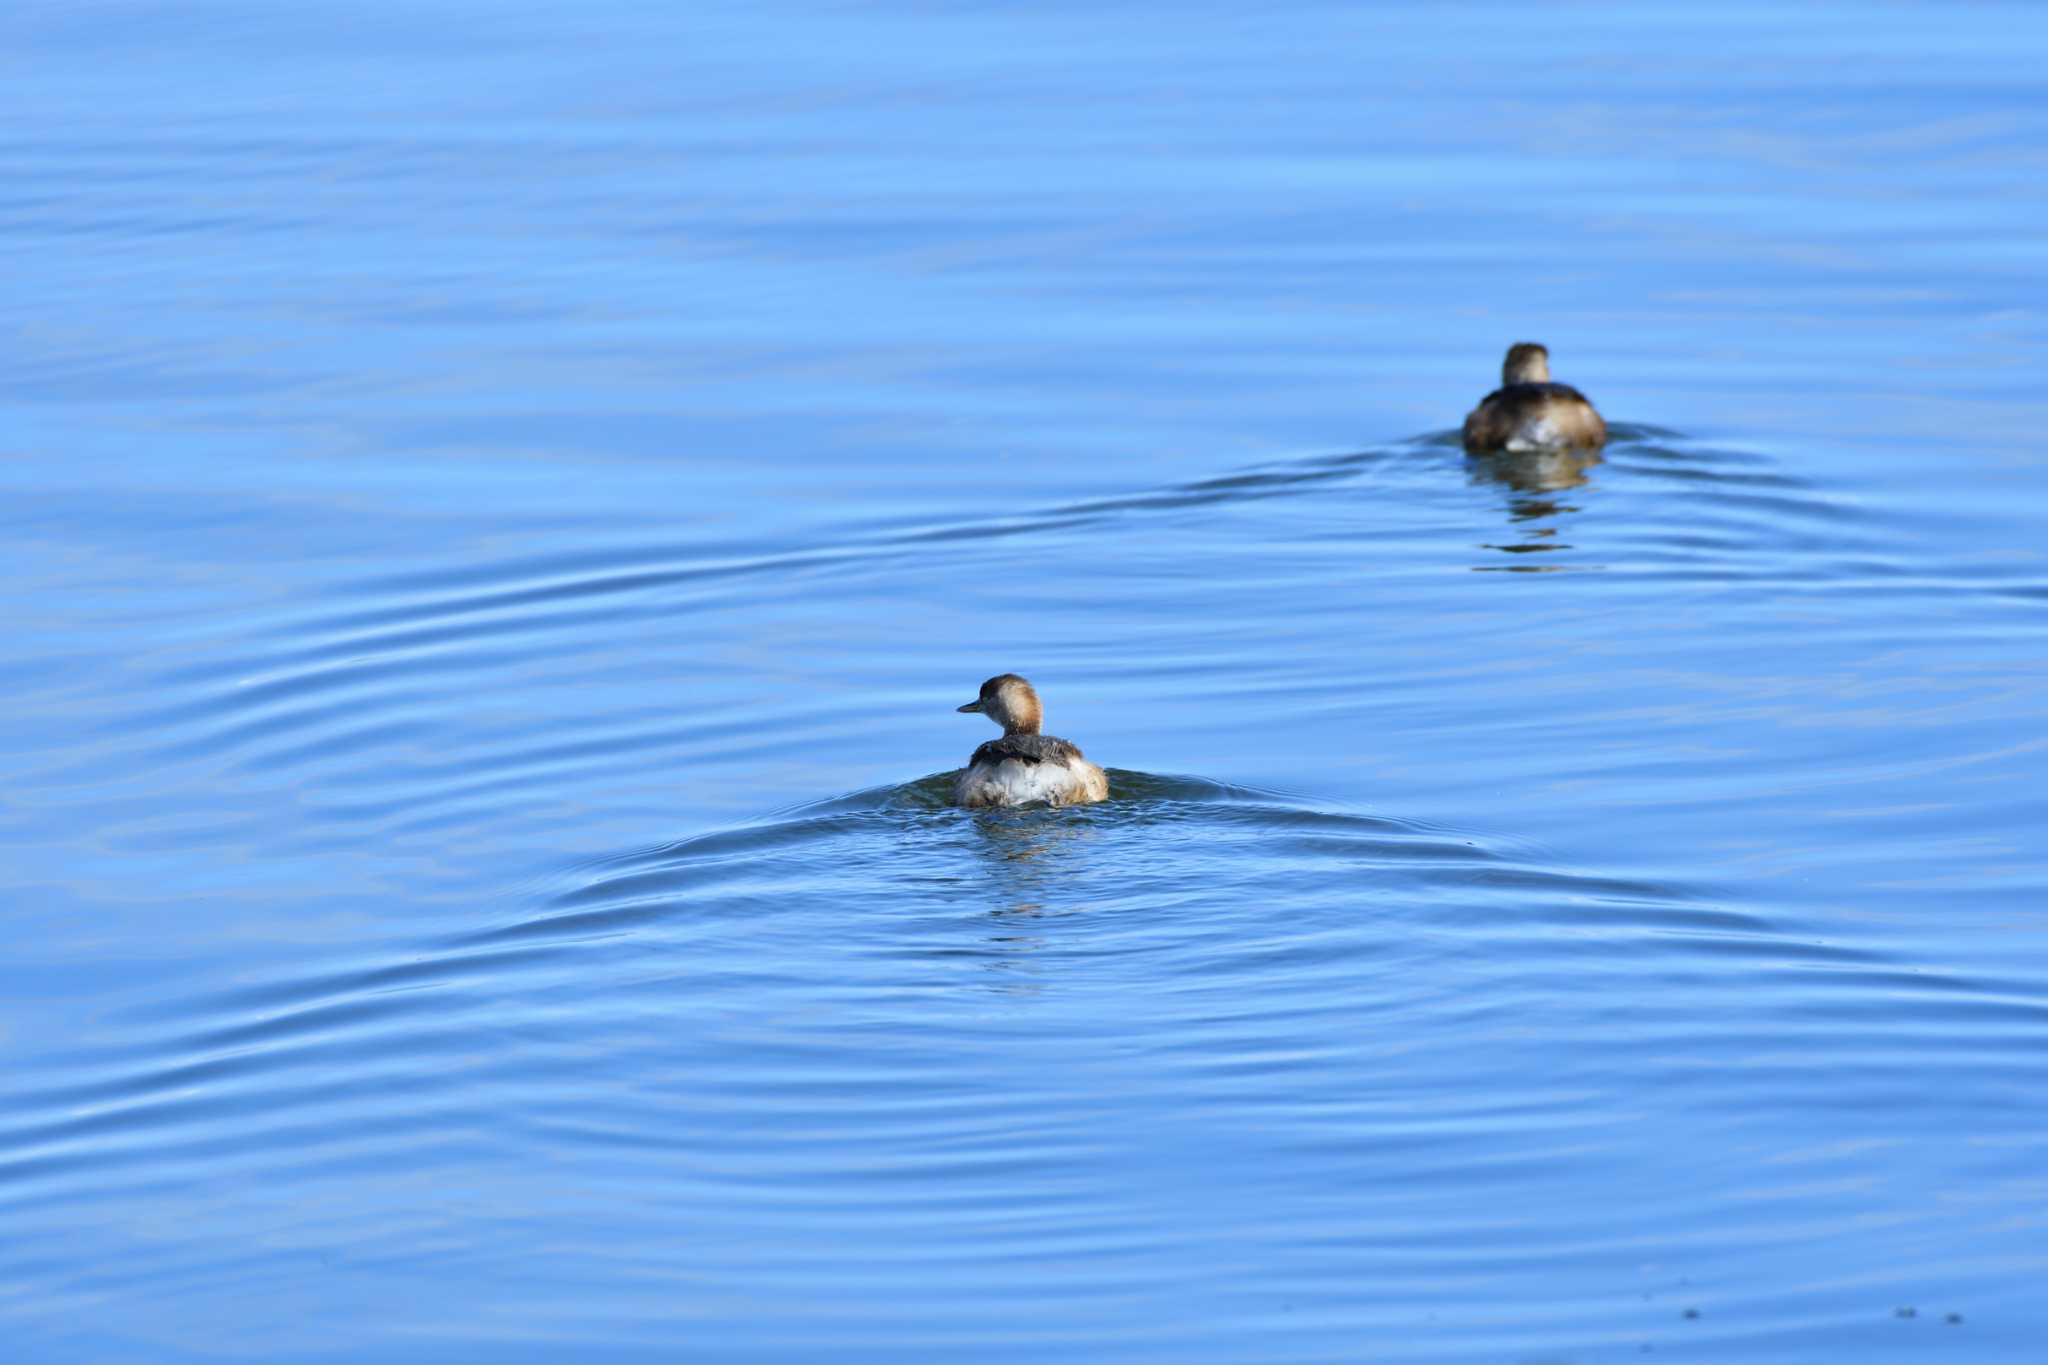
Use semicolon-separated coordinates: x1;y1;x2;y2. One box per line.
957;700;984;713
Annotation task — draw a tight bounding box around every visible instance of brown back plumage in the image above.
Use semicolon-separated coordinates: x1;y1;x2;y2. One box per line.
1463;343;1606;453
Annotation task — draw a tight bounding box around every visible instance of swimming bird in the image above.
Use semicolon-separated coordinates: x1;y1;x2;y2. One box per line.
1461;342;1607;454
952;673;1109;808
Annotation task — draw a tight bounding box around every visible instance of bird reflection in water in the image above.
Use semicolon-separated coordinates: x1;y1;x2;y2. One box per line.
1468;446;1602;570
958;808;1101;982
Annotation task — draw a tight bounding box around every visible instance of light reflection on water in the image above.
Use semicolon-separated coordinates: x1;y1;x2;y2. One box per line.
4;1;2048;1360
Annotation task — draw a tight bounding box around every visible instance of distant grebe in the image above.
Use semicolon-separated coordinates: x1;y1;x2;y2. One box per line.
952;673;1109;808
1461;342;1607;454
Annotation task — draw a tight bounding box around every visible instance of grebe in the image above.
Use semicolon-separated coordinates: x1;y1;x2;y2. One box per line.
1461;342;1606;454
952;673;1109;808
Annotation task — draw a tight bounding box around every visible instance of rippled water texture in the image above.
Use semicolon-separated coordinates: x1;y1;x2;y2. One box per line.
6;3;2048;1360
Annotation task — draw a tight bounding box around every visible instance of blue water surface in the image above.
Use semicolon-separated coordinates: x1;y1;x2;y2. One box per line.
4;2;2048;1360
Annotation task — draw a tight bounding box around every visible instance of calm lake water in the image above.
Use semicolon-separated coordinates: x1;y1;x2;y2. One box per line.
6;3;2048;1360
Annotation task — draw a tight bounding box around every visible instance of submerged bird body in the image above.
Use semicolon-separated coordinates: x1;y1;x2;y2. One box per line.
1462;342;1606;454
952;673;1108;808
